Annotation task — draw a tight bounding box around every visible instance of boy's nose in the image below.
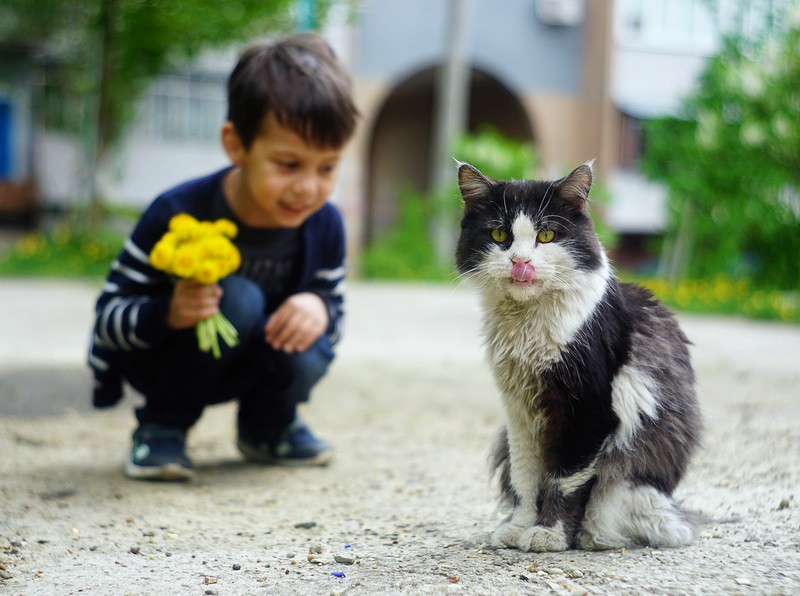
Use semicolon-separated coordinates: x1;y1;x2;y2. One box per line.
292;172;318;198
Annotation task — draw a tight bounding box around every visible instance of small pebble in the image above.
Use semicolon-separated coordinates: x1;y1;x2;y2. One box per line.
568;569;584;579
129;546;140;555
294;521;316;529
778;498;790;510
232;564;241;571
570;589;589;596
544;567;564;576
334;554;356;565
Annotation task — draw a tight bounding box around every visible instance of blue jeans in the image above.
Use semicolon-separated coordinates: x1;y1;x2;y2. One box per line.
122;275;334;438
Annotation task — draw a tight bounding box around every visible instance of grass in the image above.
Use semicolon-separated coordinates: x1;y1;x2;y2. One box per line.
0;225;124;278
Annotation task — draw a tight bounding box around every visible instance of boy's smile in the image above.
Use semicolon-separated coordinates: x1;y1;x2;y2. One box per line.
223;113;343;229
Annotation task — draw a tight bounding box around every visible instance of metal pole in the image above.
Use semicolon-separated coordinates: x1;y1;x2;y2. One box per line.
430;0;472;266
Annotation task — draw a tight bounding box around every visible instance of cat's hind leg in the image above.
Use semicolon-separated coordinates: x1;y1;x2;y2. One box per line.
577;480;698;550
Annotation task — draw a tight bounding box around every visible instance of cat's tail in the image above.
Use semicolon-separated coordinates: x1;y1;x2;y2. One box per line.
489;427;516;508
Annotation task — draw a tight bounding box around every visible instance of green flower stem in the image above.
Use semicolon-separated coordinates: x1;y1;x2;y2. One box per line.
195;313;239;360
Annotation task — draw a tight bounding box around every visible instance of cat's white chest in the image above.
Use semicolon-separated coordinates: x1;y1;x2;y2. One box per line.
482;299;563;404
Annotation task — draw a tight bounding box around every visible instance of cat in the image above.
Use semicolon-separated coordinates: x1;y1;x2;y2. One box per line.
455;161;702;552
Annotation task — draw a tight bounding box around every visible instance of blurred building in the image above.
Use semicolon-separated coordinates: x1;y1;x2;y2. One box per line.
1;0;755;266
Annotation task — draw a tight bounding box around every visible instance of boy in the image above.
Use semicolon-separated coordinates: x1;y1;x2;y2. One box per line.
88;33;359;481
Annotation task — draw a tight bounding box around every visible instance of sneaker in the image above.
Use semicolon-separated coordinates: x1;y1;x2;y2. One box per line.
124;424;194;481
237;419;333;466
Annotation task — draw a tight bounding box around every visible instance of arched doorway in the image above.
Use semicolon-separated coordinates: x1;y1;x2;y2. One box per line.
365;66;535;244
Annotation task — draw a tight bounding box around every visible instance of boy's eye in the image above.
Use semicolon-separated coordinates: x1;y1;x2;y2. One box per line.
277;161;299;169
490;228;508;243
537;229;555;243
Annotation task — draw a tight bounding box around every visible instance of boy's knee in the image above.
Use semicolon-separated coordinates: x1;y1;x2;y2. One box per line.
282;336;335;401
219;275;266;336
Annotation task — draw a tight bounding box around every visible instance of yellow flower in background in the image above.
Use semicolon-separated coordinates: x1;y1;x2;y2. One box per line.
149;214;241;358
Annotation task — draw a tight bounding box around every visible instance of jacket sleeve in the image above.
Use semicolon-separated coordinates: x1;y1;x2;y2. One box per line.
305;206;346;345
88;199;176;407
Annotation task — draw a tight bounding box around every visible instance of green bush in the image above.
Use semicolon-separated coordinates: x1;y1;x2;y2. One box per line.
360;187;454;281
641;15;800;290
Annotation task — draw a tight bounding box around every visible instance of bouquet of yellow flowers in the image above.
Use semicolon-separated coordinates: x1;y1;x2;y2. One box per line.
150;213;242;359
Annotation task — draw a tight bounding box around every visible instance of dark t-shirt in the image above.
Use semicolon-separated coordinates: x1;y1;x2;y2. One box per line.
213;189;301;311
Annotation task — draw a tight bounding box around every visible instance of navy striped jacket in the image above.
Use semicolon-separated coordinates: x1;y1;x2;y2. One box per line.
88;167;346;408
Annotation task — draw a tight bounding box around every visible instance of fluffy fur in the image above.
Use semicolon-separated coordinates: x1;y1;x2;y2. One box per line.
455;162;701;551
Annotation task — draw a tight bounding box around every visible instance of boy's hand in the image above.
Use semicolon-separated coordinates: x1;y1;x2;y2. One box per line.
167;279;223;330
265;292;328;353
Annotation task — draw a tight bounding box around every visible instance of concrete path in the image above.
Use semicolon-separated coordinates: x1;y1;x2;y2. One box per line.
1;279;798;594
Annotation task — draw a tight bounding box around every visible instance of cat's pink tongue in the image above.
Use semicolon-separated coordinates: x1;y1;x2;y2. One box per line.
511;261;536;283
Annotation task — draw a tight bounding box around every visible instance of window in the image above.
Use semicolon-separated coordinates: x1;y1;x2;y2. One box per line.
142;73;226;143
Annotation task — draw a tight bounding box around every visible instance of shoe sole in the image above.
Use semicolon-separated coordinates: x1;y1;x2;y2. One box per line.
124;456;195;481
236;440;333;467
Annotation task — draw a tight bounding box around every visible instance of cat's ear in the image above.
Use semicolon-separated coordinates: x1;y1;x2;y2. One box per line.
558;160;594;213
458;162;494;210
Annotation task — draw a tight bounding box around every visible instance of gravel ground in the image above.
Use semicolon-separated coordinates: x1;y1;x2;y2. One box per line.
0;280;798;595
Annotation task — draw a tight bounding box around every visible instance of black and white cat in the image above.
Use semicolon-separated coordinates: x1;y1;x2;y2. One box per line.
455;161;702;551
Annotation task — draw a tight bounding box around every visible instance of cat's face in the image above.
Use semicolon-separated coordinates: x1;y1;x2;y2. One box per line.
455;162;606;302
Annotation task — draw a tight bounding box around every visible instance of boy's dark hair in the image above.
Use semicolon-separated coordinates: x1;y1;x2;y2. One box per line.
227;33;359;150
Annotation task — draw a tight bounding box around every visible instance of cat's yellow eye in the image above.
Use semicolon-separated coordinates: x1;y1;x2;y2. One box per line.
537;229;555;243
490;228;508;243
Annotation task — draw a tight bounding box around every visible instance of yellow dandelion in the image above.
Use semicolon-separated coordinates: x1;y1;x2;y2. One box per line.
168;213;200;238
150;239;176;271
202;236;229;259
148;213;242;359
197;221;217;239
214;218;238;239
195;259;223;285
171;244;201;278
224;246;241;274
17;233;45;257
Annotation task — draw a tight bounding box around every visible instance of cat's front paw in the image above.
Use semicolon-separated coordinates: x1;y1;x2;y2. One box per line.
490;522;526;549
576;529;609;551
518;525;569;552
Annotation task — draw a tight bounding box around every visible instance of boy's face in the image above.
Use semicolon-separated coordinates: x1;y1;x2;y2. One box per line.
223;113;343;228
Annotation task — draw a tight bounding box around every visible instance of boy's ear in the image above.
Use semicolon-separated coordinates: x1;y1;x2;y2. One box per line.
222;122;245;166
